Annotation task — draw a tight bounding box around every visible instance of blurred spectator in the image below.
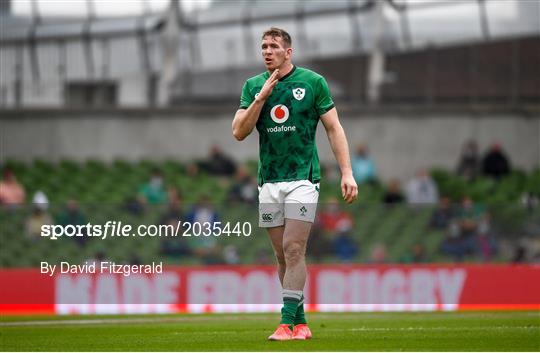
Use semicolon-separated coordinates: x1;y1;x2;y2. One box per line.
25;206;53;239
306;221;332;262
255;248;272;265
0;169;26;208
32;190;49;211
429;197;454;229
383;179;405;204
401;244;427;263
456;196;484;238
223;245;240;265
167;186;182;205
186;195;222;264
351;143;376;184
511;245;526;263
138;169;167;204
124;195;146;215
56;199;86;226
456;140;480;181
159;196;190;257
476;213;497;262
318;198;354;234
482;143;511;180
56;199;87;246
317;198;357;262
227;167;257;204
186;162;200;178
521;192;539;212
441;222;467;262
200;145;237;177
405;169;439;205
186;195;219;225
159;197;183;228
370;243;387;263
333;228;358;262
441;196;483;261
411;244;427;263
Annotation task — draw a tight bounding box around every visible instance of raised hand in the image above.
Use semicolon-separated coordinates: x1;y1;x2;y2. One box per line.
256;69;280;102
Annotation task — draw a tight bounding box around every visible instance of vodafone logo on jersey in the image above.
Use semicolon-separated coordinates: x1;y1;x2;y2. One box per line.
270;105;289;124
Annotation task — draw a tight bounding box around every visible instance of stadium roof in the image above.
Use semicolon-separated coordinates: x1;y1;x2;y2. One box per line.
1;0;538;49
0;14;164;43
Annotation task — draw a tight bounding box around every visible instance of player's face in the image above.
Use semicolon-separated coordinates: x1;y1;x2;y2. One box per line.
261;35;291;71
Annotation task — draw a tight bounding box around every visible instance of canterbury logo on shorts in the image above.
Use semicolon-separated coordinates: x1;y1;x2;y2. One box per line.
261;213;273;222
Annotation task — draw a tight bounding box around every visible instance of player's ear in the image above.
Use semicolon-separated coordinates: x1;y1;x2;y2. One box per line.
285;47;293;59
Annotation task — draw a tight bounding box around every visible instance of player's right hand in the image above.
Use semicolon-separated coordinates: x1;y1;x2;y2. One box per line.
341;173;358;204
256;69;279;102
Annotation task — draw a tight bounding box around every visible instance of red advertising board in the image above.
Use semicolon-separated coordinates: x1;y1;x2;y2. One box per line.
1;265;538;315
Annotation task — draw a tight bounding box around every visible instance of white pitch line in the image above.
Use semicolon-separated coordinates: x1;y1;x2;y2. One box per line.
0;316;249;327
342;326;539;332
172;326;539;333
2;317;538;333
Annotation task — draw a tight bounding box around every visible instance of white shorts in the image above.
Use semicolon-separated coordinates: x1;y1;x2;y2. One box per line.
258;180;320;227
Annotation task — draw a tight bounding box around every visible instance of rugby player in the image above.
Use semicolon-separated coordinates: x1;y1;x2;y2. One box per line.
232;27;358;341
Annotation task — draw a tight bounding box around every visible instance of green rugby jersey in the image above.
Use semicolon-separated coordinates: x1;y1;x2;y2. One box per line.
239;66;335;185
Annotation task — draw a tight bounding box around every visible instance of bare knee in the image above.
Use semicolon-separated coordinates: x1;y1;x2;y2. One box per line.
274;251;286;267
283;241;305;266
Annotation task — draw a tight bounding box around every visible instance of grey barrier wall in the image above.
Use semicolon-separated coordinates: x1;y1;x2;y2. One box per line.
1;110;539;180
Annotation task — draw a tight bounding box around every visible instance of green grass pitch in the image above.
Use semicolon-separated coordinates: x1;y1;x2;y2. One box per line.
1;311;539;351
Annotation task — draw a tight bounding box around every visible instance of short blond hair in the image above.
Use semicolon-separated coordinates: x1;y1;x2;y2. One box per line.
262;27;292;48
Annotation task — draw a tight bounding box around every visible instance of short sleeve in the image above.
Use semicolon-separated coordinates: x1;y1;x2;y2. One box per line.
315;76;335;116
239;81;253;110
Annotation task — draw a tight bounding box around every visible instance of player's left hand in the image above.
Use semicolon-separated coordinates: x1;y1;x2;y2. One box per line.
341;173;358;204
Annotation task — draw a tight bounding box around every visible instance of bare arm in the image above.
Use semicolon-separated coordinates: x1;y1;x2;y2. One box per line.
232;103;264;141
321;107;358;203
232;69;280;141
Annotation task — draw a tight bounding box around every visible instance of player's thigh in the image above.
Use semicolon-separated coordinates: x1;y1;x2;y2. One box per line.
282;218;312;254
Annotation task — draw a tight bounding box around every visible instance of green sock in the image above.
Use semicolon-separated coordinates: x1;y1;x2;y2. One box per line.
280;289;302;325
294;295;307;325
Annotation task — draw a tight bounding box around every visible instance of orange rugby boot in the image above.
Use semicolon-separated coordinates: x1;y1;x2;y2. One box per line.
292;324;312;340
268;324;293;341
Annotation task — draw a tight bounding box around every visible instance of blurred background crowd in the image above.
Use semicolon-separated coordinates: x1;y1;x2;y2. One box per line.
2;138;539;267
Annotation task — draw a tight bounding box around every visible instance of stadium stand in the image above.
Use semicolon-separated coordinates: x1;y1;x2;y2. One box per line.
1;159;538;267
